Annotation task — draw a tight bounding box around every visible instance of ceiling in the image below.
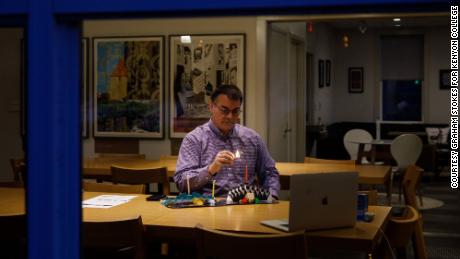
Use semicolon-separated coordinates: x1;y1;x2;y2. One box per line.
323;15;449;29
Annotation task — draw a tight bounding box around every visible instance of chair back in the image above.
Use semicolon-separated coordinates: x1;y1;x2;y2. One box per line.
83;182;145;194
195;224;306;259
385;206;419;248
10;158;26;183
343;129;373;160
97;153;146;159
401;165;422;210
0;214;27;259
304;156;355;165
83;216;145;259
390;134;423;170
111;166;170;195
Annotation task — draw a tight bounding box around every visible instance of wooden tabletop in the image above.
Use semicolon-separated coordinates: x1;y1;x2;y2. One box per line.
1;187;391;252
83;158;391;185
276;162;391;185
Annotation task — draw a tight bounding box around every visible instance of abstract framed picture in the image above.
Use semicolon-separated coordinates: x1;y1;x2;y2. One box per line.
82;38;89;138
348;67;363;93
169;34;245;138
93;36;164;138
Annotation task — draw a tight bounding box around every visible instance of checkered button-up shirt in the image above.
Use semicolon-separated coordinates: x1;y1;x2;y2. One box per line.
174;120;280;197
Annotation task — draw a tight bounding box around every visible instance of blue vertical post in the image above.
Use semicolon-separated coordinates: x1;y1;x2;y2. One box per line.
27;0;81;258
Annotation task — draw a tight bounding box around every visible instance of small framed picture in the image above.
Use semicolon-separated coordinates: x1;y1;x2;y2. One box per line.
318;60;324;88
348;67;363;93
326;60;331;87
439;69;451;90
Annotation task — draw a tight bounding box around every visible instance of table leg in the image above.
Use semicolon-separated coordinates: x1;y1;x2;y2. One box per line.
371;146;376;164
357;144;365;164
385;176;392;206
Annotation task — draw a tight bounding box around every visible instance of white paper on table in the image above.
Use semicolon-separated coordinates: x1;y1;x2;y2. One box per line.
82;195;137;209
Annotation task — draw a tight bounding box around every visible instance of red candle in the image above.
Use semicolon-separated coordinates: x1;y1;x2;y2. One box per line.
245;164;248;184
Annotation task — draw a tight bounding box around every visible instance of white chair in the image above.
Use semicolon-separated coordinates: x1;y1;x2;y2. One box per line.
390;134;423;201
343;129;373;163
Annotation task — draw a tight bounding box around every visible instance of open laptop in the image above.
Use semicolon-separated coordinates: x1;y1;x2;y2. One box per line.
261;172;358;232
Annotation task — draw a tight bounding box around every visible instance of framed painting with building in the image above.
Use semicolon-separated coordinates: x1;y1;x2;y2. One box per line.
348;67;363;93
169;34;245;138
93;36;164;138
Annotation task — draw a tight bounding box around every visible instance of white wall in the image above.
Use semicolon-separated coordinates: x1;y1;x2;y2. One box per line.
332;28;377;123
0;28;24;181
306;23;336;125
426;26;450;123
83;17;264;159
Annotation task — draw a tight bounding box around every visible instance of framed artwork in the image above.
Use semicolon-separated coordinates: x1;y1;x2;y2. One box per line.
439;69;451;90
318;60;324;88
82;38;89;138
326;60;331;86
169;34;245;138
93;36;164;138
348;67;364;93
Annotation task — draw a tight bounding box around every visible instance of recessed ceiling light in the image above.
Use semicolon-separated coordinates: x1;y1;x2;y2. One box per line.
180;35;191;44
393;18;401;22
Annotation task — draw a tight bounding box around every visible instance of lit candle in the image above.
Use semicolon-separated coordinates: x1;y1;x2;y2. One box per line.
235;150;241;159
212;180;216;198
186;173;190;195
245;164;248;184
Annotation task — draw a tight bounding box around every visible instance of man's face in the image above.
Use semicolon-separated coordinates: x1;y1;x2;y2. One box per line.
210;95;241;135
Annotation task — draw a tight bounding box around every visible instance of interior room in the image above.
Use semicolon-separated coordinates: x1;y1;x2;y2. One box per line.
0;1;458;259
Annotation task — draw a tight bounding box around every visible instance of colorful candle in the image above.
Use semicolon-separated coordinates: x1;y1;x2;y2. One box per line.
186;173;190;195
212;180;216;198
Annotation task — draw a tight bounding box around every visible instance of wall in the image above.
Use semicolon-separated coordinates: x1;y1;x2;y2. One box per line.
0;28;24;181
311;24;450;125
306;23;336;125
83;17;262;159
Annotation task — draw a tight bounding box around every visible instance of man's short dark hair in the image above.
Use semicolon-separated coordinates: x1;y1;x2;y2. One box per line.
211;85;243;103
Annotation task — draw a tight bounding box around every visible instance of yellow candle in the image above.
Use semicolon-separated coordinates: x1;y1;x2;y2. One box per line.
212;180;216;198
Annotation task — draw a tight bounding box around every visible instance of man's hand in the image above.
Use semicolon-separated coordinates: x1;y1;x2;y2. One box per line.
208;151;235;175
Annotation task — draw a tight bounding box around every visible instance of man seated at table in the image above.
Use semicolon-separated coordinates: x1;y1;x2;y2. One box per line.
174;85;280;199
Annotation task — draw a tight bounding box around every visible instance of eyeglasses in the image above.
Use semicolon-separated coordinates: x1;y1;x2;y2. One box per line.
214;104;242;116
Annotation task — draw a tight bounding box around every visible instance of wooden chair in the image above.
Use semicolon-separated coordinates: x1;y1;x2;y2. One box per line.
402;165;423;210
195;224;307;259
380;205;426;259
111;166;170;195
304;156;355;165
0;213;27;259
0;182;24;188
83;216;145;259
83;181;145;194
9;158;26;183
401;165;428;259
390;134;423;201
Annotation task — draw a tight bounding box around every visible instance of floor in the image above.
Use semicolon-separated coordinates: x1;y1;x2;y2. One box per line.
416;171;460;259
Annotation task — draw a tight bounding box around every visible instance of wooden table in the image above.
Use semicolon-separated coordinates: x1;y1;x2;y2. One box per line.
83;158;177;181
1;187;391;255
349;139;393;164
276;163;392;204
83;158;392;204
